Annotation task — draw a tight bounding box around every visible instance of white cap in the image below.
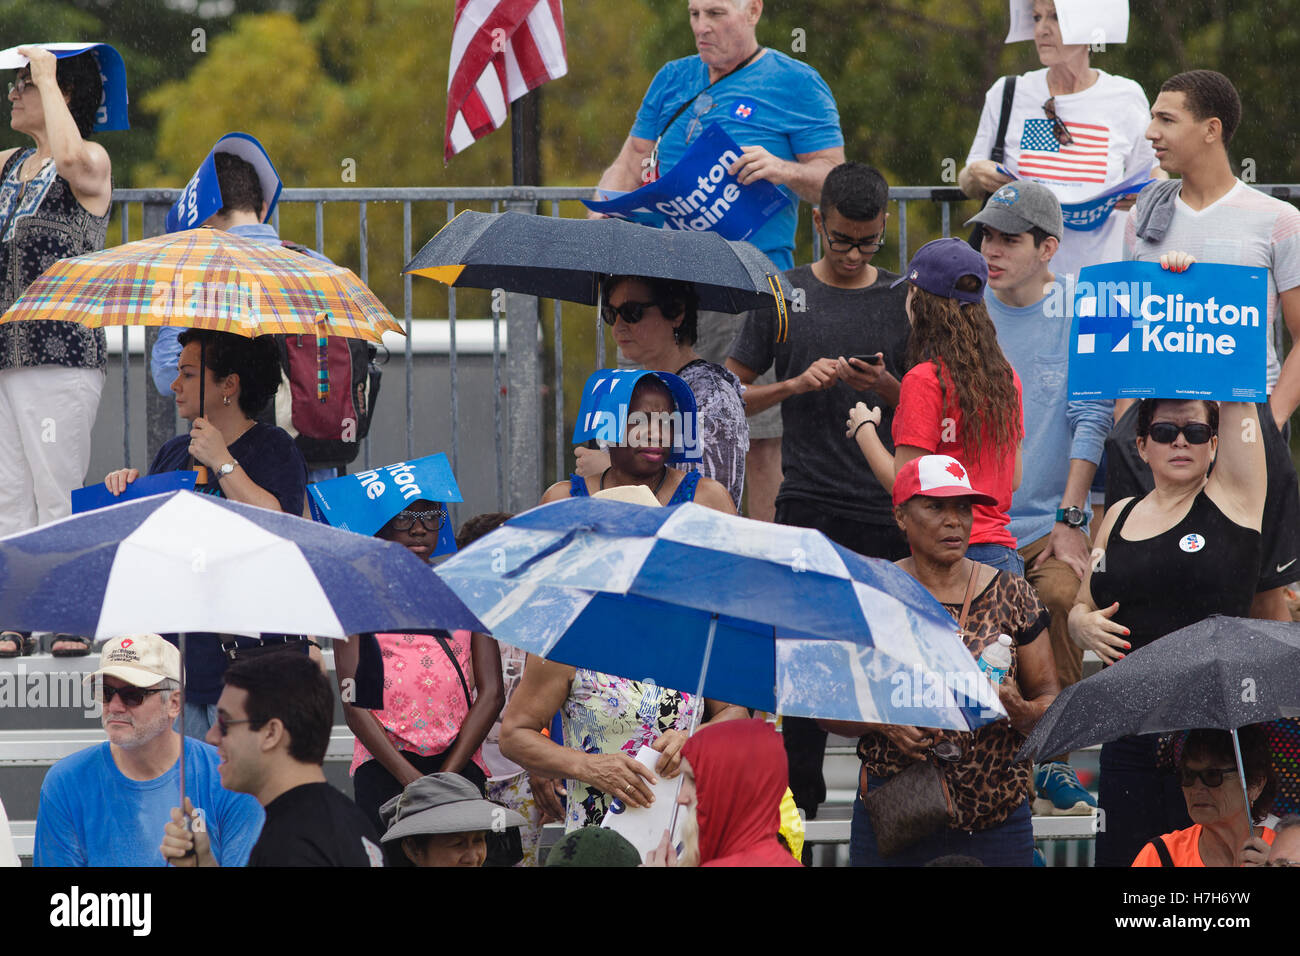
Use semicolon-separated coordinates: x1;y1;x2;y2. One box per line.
86;634;180;688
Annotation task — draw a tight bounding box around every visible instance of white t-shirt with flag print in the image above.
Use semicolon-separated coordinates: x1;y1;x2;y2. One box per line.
967;68;1157;279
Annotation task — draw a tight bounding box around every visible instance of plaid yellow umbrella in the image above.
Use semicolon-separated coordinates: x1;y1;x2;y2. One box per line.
0;226;402;413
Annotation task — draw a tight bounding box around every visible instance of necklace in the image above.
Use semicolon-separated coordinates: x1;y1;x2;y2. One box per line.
600;466;670;500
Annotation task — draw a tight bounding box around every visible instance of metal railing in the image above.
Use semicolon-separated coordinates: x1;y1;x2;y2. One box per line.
103;183;1300;512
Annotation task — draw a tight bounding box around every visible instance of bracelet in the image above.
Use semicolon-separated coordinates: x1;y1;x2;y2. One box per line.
850;419;875;440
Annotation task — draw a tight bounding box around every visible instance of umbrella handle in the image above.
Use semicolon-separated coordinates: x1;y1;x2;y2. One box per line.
1231;729;1254;841
665;613;719;849
178;631;187;825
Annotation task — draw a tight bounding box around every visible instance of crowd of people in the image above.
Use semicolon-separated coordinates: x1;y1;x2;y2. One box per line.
2;0;1300;869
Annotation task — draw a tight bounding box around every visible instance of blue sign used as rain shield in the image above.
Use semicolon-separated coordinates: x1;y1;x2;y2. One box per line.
1069;260;1267;401
993;165;1153;232
165;132;284;234
582;124;791;242
308;452;461;554
0;43;129;131
572;368;702;462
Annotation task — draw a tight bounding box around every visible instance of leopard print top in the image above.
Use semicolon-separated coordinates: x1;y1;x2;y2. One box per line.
858;570;1050;830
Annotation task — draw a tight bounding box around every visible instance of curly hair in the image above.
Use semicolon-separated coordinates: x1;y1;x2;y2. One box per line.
904;278;1022;461
53;51;103;139
603;275;699;345
177;329;283;417
1180;726;1276;824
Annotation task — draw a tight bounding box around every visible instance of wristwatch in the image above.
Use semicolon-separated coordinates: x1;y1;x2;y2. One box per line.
1056;505;1088;528
217;460;239;479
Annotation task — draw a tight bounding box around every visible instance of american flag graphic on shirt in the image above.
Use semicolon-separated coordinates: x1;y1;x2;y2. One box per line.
1018;117;1109;184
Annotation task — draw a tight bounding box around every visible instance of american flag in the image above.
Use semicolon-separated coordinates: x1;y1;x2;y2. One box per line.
1017;117;1109;185
445;0;568;161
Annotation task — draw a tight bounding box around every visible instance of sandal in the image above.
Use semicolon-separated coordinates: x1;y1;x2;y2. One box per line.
50;634;92;657
0;630;35;658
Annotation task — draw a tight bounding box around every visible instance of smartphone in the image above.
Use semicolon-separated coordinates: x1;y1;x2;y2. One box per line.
849;354;884;366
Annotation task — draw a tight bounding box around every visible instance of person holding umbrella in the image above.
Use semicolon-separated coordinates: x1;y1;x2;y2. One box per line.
0;46;117;658
1070;386;1267;866
1132;726;1278;867
822;455;1058;866
103;329;309;738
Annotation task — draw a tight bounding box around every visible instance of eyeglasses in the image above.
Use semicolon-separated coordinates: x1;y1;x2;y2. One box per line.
389;509;445;532
215;715;253;737
1179;766;1238;788
99;684;165;707
1148;421;1215;445
1042;97;1074;146
820;222;886;255
7;75;35;97
601;301;657;326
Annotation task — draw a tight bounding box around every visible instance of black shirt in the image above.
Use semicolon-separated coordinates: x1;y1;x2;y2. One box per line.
248;782;384;867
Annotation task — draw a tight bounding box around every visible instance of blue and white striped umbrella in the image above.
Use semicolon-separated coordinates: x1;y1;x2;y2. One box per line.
436;498;1004;729
0;490;484;639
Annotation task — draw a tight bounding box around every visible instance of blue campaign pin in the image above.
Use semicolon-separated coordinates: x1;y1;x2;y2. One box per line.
166;132;284;234
732;101;755;121
1179;533;1206;554
608;798;626;815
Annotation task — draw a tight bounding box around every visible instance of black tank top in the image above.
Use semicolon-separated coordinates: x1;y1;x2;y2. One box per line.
1090;491;1261;652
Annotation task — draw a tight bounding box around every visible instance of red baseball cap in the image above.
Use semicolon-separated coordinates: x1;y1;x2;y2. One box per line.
892;455;997;507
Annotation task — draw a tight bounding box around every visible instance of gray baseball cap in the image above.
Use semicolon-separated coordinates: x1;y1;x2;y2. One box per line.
965;181;1063;239
379;773;525;842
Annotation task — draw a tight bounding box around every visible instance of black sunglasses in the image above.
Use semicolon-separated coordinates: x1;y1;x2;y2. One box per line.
99;684;165;707
1147;421;1215;445
1179;767;1238;788
820;222;885;254
390;509;444;532
215;715;253;737
1043;97;1074;145
600;301;658;326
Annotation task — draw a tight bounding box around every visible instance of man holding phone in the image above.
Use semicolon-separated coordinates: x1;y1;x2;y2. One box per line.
727;162;911;827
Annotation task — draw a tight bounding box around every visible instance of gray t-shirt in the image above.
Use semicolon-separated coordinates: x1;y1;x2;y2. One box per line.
676;358;749;509
729;264;910;524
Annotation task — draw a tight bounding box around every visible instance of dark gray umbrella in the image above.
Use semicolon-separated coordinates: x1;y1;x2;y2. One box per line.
405;210;794;318
1016;616;1300;813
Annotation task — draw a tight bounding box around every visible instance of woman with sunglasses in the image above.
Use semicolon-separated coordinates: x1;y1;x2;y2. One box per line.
1132;726;1277;867
1072;380;1266;865
574;275;748;510
334;497;506;864
821;455;1058;866
957;1;1162;279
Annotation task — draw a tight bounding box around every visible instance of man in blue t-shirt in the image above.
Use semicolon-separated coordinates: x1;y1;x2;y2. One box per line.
592;0;844;522
34;634;264;866
967;181;1111;816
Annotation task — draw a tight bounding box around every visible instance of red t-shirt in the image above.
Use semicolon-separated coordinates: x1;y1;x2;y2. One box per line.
892;360;1022;548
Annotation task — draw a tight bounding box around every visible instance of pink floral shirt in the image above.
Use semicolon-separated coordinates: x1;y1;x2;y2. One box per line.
350;629;487;776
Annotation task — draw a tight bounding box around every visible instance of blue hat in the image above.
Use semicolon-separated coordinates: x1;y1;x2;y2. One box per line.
572;369;702;463
165;132;283;234
891;237;989;305
307;453;462;556
0;43;129;132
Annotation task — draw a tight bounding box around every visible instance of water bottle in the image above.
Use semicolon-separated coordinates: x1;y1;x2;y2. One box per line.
978;634;1013;685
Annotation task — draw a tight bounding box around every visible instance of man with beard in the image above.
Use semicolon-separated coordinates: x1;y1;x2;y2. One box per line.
33;634;263;866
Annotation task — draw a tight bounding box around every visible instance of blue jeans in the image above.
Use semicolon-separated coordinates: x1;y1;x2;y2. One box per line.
850;782;1033;866
964;542;1025;577
175;702;217;741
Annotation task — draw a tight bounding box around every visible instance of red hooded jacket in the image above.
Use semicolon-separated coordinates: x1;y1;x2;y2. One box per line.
680;719;802;867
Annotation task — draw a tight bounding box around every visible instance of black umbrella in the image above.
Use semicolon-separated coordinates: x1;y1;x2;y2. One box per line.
405;210;793;325
1016;615;1300;814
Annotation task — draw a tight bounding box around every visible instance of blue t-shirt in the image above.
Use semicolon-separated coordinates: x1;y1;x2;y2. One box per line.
985;277;1112;546
630;51;842;271
34;737;264;867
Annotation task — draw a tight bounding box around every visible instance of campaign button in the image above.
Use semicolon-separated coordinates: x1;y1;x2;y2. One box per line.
1179;533;1206;553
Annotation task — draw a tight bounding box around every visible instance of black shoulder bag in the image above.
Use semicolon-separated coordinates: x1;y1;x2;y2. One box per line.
967;75;1018;250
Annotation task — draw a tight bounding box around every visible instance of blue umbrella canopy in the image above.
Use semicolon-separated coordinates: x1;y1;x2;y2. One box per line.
0;490;484;639
436;498;1004;729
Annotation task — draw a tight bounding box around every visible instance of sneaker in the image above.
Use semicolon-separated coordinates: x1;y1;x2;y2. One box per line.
1033;761;1097;816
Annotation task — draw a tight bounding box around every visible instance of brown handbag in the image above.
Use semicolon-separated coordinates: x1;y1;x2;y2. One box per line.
861;564;979;858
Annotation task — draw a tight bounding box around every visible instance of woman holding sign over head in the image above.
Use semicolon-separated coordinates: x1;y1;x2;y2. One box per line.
0;45;118;658
1070;256;1267;864
957;0;1162;279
